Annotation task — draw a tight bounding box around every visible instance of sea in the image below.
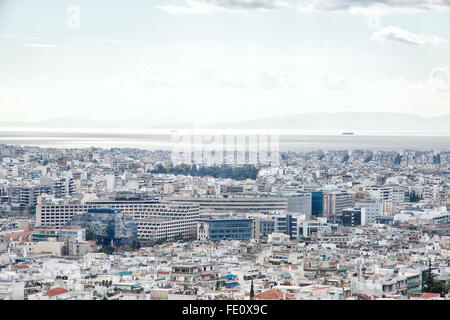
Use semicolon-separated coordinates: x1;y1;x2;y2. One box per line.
0;127;449;152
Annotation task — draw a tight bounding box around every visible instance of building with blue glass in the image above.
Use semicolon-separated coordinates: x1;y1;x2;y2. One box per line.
274;213;297;239
67;208;137;246
340;208;362;227
197;215;253;241
311;191;323;217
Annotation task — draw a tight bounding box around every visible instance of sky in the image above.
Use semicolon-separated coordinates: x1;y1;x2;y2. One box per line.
0;0;450;125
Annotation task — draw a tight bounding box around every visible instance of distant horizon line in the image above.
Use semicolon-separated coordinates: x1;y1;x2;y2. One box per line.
0;127;449;137
1;111;449;126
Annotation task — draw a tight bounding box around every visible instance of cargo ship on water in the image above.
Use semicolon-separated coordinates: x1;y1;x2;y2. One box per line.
342;132;354;136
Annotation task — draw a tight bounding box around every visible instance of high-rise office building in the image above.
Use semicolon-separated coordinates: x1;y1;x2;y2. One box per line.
311;191;323;217
278;191;312;219
322;191;354;216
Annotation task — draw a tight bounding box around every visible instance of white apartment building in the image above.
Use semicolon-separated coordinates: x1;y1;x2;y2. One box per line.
365;186;392;200
58;227;86;242
355;199;383;225
391;187;407;212
0;272;24;300
167;195;288;213
137;218;195;241
298;219;330;238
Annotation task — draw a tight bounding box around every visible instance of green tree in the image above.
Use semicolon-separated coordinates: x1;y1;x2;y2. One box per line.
430;280;448;296
151;163;259;180
131;240;141;250
174;234;185;242
155;238;167;245
250;280;255;300
99;245;115;255
85;228;96;241
422;260;449;296
422;259;434;292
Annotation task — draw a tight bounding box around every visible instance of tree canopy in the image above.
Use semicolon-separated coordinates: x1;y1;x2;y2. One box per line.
151;164;259;180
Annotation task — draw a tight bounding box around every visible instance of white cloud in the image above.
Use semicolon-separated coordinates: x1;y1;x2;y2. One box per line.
371;26;447;46
427;66;450;92
156;1;214;14
71;37;129;44
202;0;290;9
298;0;450;14
0;34;18;39
1;35;43;40
21;43;57;48
107;66;299;91
157;0;290;14
70;37;139;47
322;75;349;90
255;70;293;89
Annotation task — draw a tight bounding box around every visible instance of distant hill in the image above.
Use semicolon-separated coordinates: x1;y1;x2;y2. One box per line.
153;112;450;133
0;116;173;129
1;112;449;133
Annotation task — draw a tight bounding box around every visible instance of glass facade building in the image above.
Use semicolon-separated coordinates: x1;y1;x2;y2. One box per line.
311;191;323;217
68;208;138;245
198;218;253;241
341;208;362;227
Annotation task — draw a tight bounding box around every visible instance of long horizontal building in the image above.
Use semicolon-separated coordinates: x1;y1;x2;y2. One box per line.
197;215;254;241
137;218;192;241
35;198;200;240
166;195;288;213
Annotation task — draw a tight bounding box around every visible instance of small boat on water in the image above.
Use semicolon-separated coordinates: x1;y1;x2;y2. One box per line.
342;132;354;136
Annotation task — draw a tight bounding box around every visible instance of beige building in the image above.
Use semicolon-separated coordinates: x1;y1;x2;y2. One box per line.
25;240;65;256
440;236;450;249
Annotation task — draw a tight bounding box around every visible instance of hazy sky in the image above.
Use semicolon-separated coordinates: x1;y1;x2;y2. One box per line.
0;0;449;124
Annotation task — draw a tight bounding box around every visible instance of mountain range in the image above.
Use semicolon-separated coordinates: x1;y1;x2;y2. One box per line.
1;112;449;133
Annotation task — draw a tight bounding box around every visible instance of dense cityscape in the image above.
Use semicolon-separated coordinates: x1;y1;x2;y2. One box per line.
0;143;449;300
1;0;450;314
